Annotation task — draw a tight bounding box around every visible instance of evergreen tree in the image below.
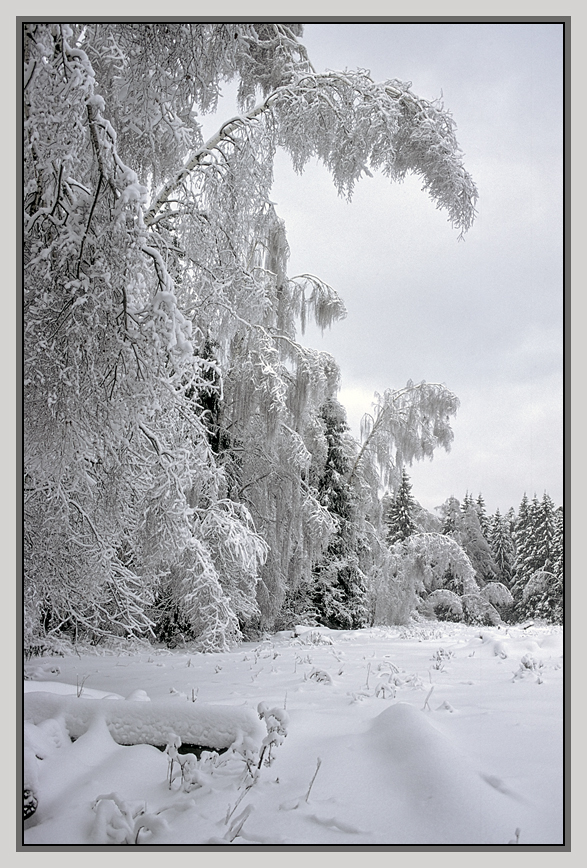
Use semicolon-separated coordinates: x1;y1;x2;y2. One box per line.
459;503;498;587
510;494;534;610
461;492;474;514
515;493;560;621
505;506;517;537
310;400;368;630
440;496;462;535
384;469;418;545
489;508;515;588
549;506;564;623
511;492;562;621
534;492;557;573
475;493;491;541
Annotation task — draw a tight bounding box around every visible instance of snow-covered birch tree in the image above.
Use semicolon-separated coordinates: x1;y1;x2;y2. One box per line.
23;22;478;649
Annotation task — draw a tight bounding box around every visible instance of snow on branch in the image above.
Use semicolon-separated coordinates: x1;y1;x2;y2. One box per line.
146;69;477;236
349;381;460;489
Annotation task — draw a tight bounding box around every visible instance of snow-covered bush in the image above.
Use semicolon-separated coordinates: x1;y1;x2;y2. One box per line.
424;589;463;621
375;533;477;625
481;582;514;608
460;593;501;626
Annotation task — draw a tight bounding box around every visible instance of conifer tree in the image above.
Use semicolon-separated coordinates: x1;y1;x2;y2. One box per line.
510;494;533;611
489;508;515;589
461;492;474;514
310;400;369;630
475;493;491;541
440;496;462;536
384;469;418;545
511;492;562;621
549;505;564;623
515;493;560;621
459;503;498;587
505;506;517;536
534;492;557;573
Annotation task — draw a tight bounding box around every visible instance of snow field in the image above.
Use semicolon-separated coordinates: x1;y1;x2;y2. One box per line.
23;622;563;846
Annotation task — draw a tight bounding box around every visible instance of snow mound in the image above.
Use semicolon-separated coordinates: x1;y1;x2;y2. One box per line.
294;625;333;637
366;702;524;843
370;702;464;773
462;632;543;659
294;626;335;646
536;632;564;656
24;691;264;750
125;689;151;701
24;681;124;699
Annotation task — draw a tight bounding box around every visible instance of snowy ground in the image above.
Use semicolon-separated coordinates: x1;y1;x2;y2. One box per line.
22;621;564;847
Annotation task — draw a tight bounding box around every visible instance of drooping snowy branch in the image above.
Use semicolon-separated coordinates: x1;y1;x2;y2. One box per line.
146;68;478;235
349;381;460;490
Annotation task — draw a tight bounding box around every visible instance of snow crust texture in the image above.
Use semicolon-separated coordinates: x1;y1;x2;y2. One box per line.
22;622;564;846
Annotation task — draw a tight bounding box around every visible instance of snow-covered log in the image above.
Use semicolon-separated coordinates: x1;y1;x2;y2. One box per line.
24;692;264;750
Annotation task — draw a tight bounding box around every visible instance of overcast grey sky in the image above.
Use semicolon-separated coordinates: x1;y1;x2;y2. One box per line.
266;22;563;515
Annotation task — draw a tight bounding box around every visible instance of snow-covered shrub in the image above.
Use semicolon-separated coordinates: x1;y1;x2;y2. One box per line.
430;647;455;670
460;593;501;626
165;740;210;793
424;589;463;621
375;533;476;626
515;567;562;625
522;571;554;603
481;582;514;609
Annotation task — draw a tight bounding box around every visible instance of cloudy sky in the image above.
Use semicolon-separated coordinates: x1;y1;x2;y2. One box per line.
265;22;564;516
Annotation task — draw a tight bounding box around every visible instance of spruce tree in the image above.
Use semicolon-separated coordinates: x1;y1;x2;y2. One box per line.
505;506;517;537
461;492;474;514
549;506;564;623
513;493;561;621
533;492;556;573
517;493;560;621
441;496;462;536
475;494;491;541
438;496;463;593
385;469;418;545
310;400;368;630
460;503;498;587
489;508;515;588
510;494;534;612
